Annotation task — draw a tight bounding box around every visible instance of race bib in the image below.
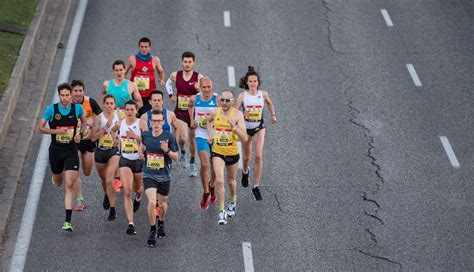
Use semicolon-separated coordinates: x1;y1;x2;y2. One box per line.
246;105;263;122
215;128;233;146
98;133;114;149
177;95;191;110
76;121;93;139
146;152;164;170
56;126;75;143
116;108;126;119
121;137;138;153
197;113;209;128
135;75;150;91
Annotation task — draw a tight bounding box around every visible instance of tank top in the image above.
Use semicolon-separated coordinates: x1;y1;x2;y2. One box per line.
106;79;132;108
119;118;141;160
49;103;77;146
130;55;156;98
76;96;94;139
194;93;218;139
242;90;265;129
146;108;170;133
97;112;119;150
174;70;199;120
212;108;238;156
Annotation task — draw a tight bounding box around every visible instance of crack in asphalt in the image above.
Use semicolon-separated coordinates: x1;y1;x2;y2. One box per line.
356;249;403;270
274;193;284;213
322;0;343;54
195;33;200;44
363;192;381;209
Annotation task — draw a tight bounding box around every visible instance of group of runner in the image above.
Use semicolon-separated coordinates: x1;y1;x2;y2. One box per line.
36;37;277;247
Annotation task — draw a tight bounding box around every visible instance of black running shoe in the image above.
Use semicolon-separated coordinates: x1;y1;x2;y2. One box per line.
103;194;110;210
147;230;157;247
241;168;249;188
157;224;166;239
133;194;141;212
252;186;263;201
126;224;136;235
108;208;116;221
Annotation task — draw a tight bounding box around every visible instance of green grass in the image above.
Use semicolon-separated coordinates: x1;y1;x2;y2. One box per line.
0;0;38;100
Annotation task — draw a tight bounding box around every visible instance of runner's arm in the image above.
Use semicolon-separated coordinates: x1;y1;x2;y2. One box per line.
125;55;135;78
99;81;108;108
130;82;143;109
235;92;244;110
90;98;103;115
263;91;277;124
188;95;196;128
36;119;60;135
153;56;165;86
194;73;204;92
206;109;216;144
231;111;248;142
166;136;179;161
168;111;179;132
90;115;103;142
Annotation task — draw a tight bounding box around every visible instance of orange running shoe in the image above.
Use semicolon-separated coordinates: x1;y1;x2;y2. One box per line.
155;203;160;219
114;178;121;192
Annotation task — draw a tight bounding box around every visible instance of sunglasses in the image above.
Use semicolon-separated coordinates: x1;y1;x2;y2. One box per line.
220;98;233;103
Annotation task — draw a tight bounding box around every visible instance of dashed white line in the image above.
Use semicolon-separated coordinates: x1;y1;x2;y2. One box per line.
242;242;255;272
439;136;460;168
224;11;231;27
380;9;393;27
406;64;422;87
227;66;236;87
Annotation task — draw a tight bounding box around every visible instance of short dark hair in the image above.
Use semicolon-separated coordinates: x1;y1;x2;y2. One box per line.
138;37;151;46
103;94;116;103
181;51;195;61
112;60;126;70
150;90;164;99
150;109;164;119
71;79;84;89
57;83;72;94
239;66;261;90
124;99;138;109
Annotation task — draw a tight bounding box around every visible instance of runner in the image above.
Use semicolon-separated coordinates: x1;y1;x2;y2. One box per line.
71;79;102;211
206;91;247;225
236;67;277;200
90;94;121;221
118;100;148;235
140;110;178;247
36;83;86;231
125;37;165;117
188;77;218;209
165;51;203;176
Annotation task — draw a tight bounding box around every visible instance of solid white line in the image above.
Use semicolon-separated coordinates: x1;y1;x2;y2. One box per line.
9;0;88;271
238;141;243;169
224;11;231;27
439;136;460;169
406;64;422;87
242;242;255;272
227;66;236;87
380;9;393;27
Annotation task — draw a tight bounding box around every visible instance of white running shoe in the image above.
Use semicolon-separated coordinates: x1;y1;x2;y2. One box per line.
189;163;198;177
179;153;186;168
218;211;228;225
226;202;236;217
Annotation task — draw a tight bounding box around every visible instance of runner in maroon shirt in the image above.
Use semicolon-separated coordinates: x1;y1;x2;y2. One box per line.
165;51;203;176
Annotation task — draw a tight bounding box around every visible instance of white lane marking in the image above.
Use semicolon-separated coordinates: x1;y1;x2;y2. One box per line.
9;0;88;271
380;9;393;27
224;11;231;27
406;64;422;87
227;66;236;87
242;242;255;272
439;136;460;169
238;141;243;169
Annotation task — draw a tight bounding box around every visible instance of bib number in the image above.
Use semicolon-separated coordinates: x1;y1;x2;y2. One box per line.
98;133;114;149
246;106;263;122
116;108;126;119
121;137;138;153
197;113;209;128
56;126;74;143
215;129;233;146
135;75;150;91
177;95;191;110
146;152;164;170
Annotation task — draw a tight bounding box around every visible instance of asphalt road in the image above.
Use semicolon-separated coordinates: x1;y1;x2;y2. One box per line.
2;0;474;270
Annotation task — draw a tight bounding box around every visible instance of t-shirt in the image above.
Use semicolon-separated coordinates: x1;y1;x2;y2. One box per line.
42;103;84;121
142;130;178;182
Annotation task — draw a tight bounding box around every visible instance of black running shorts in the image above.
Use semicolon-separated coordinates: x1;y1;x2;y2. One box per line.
94;147;120;164
49;144;79;174
119;156;143;173
77;139;95;154
144;178;170;196
211;152;240;166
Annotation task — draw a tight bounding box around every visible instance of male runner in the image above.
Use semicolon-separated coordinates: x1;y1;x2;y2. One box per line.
37;83;86;231
141;90;178;133
206;91;247;225
165;51;203;176
125;37;165;117
119;100;148;235
71;79;102;211
188;77;218;209
140;110;178;247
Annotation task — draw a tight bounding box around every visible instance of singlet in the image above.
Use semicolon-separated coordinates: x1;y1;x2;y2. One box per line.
194;93;218;139
174;70;199;120
96;112;119;150
146;108;170;133
106;79;132;109
142;130;178;182
212;108;238;156
76;96;94;140
242;90;265;130
131;55;156;98
119;118;141;160
49;103;78;146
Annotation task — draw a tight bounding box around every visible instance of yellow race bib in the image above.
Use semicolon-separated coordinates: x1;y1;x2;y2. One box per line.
98;133;114;149
146;152;164;170
116;108;126;119
215;128;233;146
196;113;209;128
177;95;191;110
56;126;75;143
121;137;138;153
135;75;150;91
246;105;263;122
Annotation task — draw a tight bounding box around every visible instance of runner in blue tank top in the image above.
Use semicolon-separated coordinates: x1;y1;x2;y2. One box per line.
140;90;178;133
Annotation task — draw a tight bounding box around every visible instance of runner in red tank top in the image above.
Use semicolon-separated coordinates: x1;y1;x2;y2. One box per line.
126;37;165;117
165;51;203;176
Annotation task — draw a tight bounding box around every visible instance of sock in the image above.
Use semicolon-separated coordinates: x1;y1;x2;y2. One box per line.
230;195;236;204
158;220;164;226
219;208;225;213
65;209;72;222
190;157;195;164
150;225;156;232
135;194;141;201
129;222;134;226
243;168;249;174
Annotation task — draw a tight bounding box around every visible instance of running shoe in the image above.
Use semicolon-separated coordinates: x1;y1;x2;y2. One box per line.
241;167;249;188
200;193;210;210
103;194;110;210
114;178;121;192
157;224;166;238
133;193;141;212
252;187;263;201
227;202;236;217
209;186;217;204
51;177;61;187
147;230;157;247
108;208;116;221
218;211;228;225
189;163;198;177
74;201;86;211
62;222;73;232
155;203;160;219
126;224;136;235
179;153;186;168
